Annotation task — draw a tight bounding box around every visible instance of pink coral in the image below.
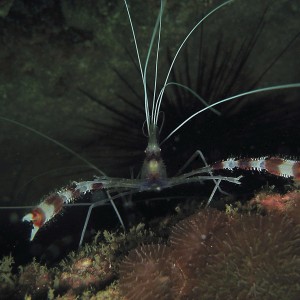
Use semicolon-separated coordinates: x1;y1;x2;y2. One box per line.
250;190;300;223
58;253;113;293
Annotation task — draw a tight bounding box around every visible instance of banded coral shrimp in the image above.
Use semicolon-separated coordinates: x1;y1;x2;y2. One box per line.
0;0;299;264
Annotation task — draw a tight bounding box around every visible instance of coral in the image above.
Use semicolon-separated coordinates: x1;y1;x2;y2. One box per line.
198;214;300;299
57;252;112;293
0;255;16;298
170;209;232;278
102;223;155;258
119;210;300;300
119;210;230;299
53;290;77;300
83;282;123;300
18;260;53;298
54;282;123;300
52;224;154;296
2;208;300;299
250;190;300;224
119;244;176;300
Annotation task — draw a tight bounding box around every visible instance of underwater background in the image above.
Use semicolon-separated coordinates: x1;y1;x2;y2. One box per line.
0;0;299;298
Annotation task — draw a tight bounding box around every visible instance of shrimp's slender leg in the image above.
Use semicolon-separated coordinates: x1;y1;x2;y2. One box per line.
169;171;242;206
176;150;229;196
79;190;127;247
170;174;242;187
206;179;222;207
107;191;125;230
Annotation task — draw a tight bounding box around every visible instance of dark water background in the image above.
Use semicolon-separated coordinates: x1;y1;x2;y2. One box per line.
0;0;299;266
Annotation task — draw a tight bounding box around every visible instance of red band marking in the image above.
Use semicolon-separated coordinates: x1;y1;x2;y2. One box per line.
92;182;104;190
212;161;224;170
68;187;81;199
31;207;46;228
292;162;300;180
238;159;252;170
264;157;283;176
45;194;64;214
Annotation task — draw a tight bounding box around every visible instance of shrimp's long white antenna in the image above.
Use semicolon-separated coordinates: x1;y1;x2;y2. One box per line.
0;117;106;176
143;0;166;133
123;0;149;130
166;82;221;115
161;83;300;144
153;0;234;125
151;0;164;124
123;0;166;134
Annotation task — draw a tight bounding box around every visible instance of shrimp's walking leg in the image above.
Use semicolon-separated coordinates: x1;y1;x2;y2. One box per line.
176;150;229;196
206;179;222;207
79;190;127;247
